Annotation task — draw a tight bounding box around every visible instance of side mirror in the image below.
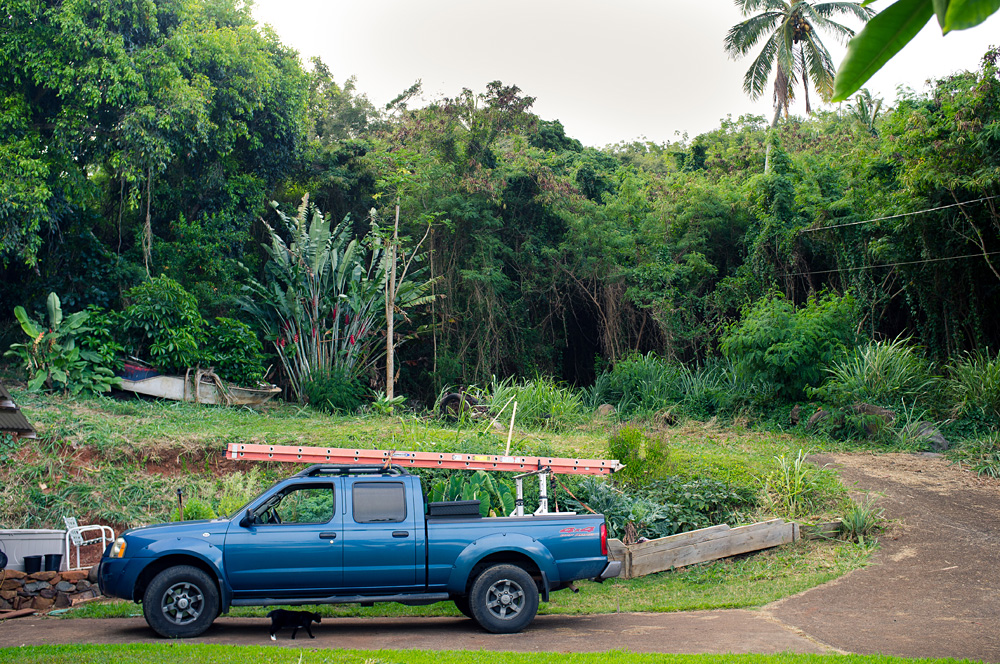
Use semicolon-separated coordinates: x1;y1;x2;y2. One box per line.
240;508;254;528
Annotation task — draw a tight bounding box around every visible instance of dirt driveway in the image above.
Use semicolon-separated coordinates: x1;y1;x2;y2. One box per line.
2;452;998;661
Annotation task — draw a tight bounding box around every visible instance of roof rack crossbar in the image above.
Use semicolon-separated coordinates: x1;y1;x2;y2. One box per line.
293;464;409;478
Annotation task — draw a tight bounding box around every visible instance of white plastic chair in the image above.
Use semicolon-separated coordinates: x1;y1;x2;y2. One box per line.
63;517;115;571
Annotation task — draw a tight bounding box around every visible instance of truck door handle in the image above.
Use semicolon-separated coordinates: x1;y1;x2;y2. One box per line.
392;531;409;538
319;532;337;540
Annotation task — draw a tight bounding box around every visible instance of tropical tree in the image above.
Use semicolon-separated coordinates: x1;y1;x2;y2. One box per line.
725;0;873;128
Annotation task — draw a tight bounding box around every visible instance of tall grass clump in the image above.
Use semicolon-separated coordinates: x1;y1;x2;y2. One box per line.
813;337;941;410
947;349;1000;421
840;496;884;545
484;376;586;430
761;450;838;518
583;352;683;415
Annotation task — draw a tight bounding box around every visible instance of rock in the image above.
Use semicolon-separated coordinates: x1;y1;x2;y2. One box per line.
75;580;91;591
596;404;616;418
0;598;10;610
53;593;71;609
87;566;99;585
2;569;26;580
806;409;829;430
916;422;950;451
790;404;801;426
0;578;24;591
60;570;89;583
69;589;99;605
0;590;16;601
54;581;77;593
39;587;56;599
850;402;896;423
28;571;58;582
24;581;49;593
31;596;54;611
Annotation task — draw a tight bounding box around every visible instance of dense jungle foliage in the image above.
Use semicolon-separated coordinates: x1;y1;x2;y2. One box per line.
3;0;1000;434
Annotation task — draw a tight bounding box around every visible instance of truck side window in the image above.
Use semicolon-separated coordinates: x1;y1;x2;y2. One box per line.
265;485;335;524
352;482;406;523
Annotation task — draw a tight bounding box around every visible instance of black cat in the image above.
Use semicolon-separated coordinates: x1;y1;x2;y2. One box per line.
267;609;322;640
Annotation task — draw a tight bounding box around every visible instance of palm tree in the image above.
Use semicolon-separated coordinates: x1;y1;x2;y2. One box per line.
725;0;873;129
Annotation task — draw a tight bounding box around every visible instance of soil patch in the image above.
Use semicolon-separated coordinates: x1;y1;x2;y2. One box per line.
767;452;1000;663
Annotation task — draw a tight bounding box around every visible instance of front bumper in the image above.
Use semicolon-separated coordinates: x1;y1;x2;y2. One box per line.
594;560;621;582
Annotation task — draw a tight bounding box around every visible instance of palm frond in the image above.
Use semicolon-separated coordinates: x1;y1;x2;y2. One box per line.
725;12;784;56
736;0;791;15
812;1;874;21
743;32;780;99
802;33;837;99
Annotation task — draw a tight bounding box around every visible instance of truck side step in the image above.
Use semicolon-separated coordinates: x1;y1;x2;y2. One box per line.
230;592;450;607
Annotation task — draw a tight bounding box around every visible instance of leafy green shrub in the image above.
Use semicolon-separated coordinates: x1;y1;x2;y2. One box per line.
721;292;857;401
607;426;669;487
302;367;366;414
637;477;757;535
78;306;125;370
5;293;121;394
565;476;755;543
484;376;585;430
121;276;206;374
813;337;941;410
170;498;217;522
947;350;1000;421
205;317;266;386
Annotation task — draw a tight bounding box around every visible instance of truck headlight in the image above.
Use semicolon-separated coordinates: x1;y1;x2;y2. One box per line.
110;537;127;558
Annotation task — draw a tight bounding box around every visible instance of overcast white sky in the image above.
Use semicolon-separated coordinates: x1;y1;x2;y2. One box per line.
251;0;1000;148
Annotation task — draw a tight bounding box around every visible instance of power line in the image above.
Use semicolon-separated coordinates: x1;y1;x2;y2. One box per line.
799;194;1000;233
781;250;1000;278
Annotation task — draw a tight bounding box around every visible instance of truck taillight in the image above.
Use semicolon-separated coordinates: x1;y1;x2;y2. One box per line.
600;522;608;556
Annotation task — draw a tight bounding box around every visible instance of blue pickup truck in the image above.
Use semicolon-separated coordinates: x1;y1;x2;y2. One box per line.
99;464;620;638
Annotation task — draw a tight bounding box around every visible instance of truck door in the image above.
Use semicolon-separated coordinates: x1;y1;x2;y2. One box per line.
224;481;343;595
341;479;419;591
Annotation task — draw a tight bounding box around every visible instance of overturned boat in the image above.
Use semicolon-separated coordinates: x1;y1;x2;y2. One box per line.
117;363;281;406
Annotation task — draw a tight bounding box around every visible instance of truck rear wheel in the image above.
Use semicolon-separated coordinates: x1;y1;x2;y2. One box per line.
469;564;538;633
142;565;219;638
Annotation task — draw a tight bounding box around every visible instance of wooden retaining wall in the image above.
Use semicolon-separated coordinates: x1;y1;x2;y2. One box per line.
607;518;800;579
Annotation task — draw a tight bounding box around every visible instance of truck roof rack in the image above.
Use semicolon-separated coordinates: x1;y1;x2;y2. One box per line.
293;464;411;477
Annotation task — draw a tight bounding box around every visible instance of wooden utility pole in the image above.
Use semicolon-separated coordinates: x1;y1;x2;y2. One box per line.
385;201;400;399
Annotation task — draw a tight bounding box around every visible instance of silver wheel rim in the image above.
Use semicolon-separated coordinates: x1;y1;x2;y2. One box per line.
160;581;205;626
485;577;525;621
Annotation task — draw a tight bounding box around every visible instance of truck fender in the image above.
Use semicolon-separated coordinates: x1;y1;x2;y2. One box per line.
446;532;560;595
134;538;232;609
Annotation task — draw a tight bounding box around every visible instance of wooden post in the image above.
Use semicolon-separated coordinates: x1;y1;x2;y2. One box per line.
386;201;399;400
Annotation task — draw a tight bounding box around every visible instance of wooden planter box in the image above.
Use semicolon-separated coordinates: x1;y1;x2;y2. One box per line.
606;518;799;579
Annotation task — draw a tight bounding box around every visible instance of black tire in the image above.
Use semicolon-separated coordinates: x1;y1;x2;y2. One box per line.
142;565;220;638
468;564;539;634
453;595;474;619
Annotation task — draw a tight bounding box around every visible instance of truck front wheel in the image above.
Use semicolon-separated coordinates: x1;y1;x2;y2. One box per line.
142;565;220;638
469;564;539;633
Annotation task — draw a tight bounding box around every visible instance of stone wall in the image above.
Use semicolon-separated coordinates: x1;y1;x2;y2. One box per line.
0;569;99;611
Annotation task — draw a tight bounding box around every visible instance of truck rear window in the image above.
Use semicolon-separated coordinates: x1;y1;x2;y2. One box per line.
352;482;406;523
